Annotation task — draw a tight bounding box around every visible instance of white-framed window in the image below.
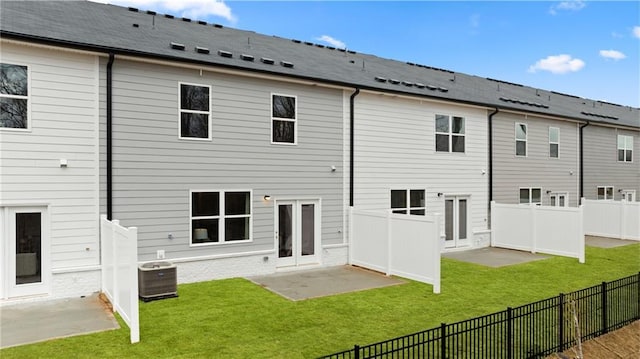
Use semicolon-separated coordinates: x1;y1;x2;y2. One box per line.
435;114;465;153
549;192;568;207
391;189;426;215
621;190;636;202
515;123;527;157
190;190;252;245
519;187;541;205
179;82;211;140
271;94;297;144
549;127;559;158
617;135;633;162
0;63;29;130
597;186;614;200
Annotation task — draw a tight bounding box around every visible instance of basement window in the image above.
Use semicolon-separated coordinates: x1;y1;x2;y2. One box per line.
0;63;29;130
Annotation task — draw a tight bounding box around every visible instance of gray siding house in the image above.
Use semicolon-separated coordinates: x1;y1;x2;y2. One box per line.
1;1;638;302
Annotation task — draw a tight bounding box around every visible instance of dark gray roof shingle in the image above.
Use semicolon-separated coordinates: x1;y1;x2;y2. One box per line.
1;0;638;128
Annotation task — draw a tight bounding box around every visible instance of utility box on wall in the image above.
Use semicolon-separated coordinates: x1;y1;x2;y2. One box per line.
138;261;178;302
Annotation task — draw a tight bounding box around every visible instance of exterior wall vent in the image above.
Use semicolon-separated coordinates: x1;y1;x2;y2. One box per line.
195;46;210;54
170;42;185;51
261;57;275;65
218;50;233;58
240;54;255;61
280;61;294;68
374;76;387;83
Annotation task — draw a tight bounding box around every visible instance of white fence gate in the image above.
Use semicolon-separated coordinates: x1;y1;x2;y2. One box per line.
349;208;441;293
101;215;140;343
491;202;585;263
583;199;640;240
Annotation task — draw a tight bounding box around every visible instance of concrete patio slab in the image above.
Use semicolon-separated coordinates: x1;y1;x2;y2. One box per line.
0;293;119;349
442;247;549;267
585;235;638;248
247;265;405;301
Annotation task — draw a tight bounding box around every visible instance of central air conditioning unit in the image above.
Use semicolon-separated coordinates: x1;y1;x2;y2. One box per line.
138;261;178;302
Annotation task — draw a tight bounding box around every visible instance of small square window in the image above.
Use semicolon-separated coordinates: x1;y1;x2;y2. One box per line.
435;114;465;153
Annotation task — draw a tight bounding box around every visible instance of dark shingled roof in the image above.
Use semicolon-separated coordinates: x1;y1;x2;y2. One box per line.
1;0;638;128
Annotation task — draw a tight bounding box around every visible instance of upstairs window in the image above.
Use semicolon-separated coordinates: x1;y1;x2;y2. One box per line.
272;94;296;144
191;190;252;245
519;187;541;205
179;83;211;140
391;189;426;215
0;63;29;130
549;127;559;158
617;135;633;162
435;114;465;153
597;186;614;200
515;123;527;156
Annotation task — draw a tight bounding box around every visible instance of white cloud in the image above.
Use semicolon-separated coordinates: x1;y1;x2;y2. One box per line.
316;35;346;49
549;0;586;15
633;26;640;39
89;0;236;23
528;54;585;74
599;50;626;60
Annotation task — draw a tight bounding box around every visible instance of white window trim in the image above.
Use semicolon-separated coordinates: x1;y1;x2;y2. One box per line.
0;63;31;132
515;122;528;157
178;82;212;141
549;127;559;158
435;114;466;154
519;187;541;205
621;190;636;202
617;134;633;163
189;189;253;246
596;186;614;201
271;93;297;145
390;189;426;215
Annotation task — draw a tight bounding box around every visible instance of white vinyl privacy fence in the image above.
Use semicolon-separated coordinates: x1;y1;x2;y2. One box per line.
491;202;585;263
583;199;640;240
101;215;140;343
349;208;441;293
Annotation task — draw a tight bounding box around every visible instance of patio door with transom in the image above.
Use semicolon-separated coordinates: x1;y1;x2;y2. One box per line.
275;200;320;268
1;206;50;299
444;196;469;248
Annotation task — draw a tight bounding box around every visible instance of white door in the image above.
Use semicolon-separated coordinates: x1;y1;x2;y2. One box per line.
550;193;568;207
275;200;320;267
2;206;50;299
444;197;469;248
621;190;636;202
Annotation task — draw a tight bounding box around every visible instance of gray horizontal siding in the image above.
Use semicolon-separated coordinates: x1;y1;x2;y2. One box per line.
101;59;344;261
492;113;579;206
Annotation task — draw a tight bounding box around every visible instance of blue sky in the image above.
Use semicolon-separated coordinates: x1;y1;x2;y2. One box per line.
92;1;640;107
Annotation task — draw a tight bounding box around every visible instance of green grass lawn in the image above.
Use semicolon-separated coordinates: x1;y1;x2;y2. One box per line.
2;244;639;359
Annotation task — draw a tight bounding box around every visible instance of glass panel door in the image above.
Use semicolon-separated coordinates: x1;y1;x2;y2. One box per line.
275;200;320;267
301;204;315;256
444;196;469;248
444;199;453;245
278;203;293;259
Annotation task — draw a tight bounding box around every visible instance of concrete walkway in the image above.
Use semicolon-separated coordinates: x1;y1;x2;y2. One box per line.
585;235;637;248
0;293;119;349
248;265;405;301
442;247;549;267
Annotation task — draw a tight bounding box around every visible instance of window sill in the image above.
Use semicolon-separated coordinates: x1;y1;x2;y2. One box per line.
190;239;253;247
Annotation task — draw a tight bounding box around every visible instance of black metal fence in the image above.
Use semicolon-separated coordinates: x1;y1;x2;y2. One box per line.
319;272;639;359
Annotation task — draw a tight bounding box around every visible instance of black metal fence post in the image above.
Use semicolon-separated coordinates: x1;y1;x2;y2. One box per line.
354;344;360;359
601;281;608;336
507;307;513;359
637;272;640;321
440;322;447;359
558;293;565;352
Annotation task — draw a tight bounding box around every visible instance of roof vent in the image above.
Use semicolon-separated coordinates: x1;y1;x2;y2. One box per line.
326;46;336;50
438;87;449;93
315;44;325;48
388;79;400;85
347;50;356;54
132;23;139;28
338;48;346;52
374;76;387;83
280;61;294;68
182;17;192;22
426;85;437;91
195;46;210;54
146;10;156;15
415;83;426;89
261;57;275;65
292;39;302;44
304;42;313;46
128;7;139;12
170;42;185;51
581;111;618;120
402;81;414;87
164;14;174;19
197;20;207;25
240;54;254;62
218;50;233;58
213;24;223;28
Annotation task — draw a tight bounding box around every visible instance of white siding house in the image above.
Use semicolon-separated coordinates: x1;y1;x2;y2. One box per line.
353;93;491;249
0;41;100;302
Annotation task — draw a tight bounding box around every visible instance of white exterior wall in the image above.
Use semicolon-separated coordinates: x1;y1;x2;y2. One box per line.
0;41;100;300
353;93;490;248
